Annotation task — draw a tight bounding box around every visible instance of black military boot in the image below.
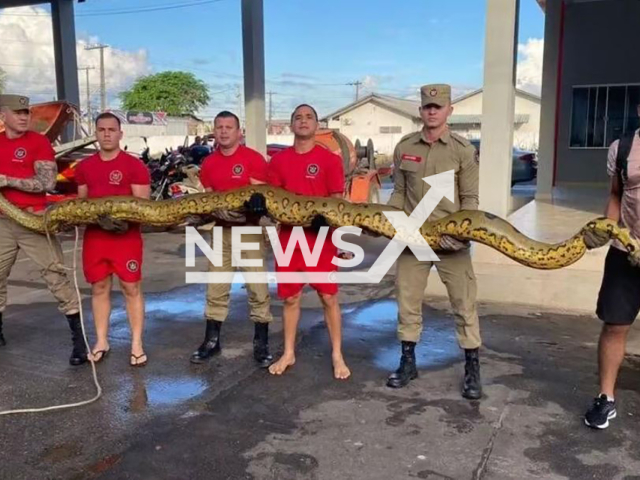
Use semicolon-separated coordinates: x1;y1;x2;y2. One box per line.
66;313;88;366
461;348;482;400
253;322;273;368
190;320;222;364
0;312;6;347
386;341;418;388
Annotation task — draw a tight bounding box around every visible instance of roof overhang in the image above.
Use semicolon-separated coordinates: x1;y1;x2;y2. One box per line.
537;0;546;12
448;114;530;126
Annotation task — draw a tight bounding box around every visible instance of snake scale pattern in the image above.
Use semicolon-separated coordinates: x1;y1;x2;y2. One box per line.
0;185;637;270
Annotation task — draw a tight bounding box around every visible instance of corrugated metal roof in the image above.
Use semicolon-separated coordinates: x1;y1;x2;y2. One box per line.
321;91;536;124
448;114;530;125
321;93;420;121
452;88;541;105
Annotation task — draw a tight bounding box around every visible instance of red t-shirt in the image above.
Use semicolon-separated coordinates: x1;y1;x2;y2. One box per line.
200;145;267;192
267;145;344;255
0;131;56;211
75;150;150;239
74;150;150;198
267;145;344;197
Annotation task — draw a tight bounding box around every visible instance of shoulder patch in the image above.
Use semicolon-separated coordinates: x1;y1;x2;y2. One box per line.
450;133;471;147
398;131;421;144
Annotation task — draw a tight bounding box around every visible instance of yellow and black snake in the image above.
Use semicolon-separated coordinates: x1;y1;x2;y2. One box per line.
0;185;636;270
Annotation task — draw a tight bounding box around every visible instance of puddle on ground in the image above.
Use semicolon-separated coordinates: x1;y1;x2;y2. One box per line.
107;281;274;322
145;377;207;407
120;374;208;414
348;300;460;371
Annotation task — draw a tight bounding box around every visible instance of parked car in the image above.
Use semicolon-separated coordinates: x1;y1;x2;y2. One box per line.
469;139;538;186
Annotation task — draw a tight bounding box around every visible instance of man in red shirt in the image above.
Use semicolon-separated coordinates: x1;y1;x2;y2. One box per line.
0;94;86;365
189;111;274;367
74;112;151;367
246;104;350;380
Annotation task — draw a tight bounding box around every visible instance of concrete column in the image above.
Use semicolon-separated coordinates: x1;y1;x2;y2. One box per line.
536;0;563;200
478;0;520;218
241;0;267;157
51;0;80;110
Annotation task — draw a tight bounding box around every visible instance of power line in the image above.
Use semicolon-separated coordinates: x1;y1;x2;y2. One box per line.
0;0;227;17
0;38;52;45
0;63;51;69
149;60;241;79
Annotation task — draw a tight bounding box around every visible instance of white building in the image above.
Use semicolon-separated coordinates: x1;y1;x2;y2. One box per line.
448;88;541;151
321;94;422;156
321;89;541;156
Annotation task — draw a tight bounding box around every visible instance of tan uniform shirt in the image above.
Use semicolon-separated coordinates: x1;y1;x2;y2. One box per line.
388;129;479;221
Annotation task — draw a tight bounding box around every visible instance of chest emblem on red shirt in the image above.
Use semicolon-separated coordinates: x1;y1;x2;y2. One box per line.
232;164;244;176
126;260;139;273
13;148;27;162
306;164;319;177
109;170;123;185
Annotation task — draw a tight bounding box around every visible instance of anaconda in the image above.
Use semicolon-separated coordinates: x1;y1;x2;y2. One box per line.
0;185;636;270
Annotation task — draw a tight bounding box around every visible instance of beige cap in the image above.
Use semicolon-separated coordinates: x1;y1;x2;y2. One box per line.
0;94;30;111
420;84;451;107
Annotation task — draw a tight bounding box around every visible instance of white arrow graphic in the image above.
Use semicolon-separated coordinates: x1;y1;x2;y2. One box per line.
337;169;455;283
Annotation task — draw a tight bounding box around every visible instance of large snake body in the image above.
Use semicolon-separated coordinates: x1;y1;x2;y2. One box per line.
0;185;637;270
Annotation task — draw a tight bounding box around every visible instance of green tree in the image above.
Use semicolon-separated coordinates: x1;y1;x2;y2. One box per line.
119;71;210;115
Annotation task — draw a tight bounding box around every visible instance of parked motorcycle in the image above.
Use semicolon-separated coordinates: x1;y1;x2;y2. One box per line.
167;164;204;199
147;149;189;201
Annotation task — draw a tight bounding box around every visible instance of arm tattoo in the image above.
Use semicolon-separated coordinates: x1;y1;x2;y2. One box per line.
5;161;58;193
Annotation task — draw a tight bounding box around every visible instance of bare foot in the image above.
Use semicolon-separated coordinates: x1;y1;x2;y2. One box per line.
268;354;295;375
131;341;145;357
88;341;110;362
332;354;351;380
130;342;147;367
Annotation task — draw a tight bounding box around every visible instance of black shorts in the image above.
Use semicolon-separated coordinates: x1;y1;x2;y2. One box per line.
596;246;640;325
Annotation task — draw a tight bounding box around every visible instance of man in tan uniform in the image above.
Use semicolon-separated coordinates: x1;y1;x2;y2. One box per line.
189;111;274;367
0;94;86;365
386;84;482;399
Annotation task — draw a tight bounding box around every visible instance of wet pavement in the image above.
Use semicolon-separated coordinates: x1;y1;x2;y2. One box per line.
1;233;640;479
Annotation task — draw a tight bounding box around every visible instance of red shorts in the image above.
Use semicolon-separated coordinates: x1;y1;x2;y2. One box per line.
82;227;143;284
275;242;339;299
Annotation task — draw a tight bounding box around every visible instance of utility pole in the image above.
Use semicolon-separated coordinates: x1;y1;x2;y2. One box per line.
267;90;275;132
85;44;108;111
347;81;363;101
78;66;95;133
236;84;244;129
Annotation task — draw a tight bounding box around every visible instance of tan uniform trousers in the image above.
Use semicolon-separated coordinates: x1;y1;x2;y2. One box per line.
396;247;481;349
0;216;79;315
205;227;273;323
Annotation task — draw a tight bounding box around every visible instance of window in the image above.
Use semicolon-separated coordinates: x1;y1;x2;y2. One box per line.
379;126;402;134
570;84;640;148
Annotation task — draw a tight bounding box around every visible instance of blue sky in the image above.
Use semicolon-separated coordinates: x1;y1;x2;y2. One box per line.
0;0;545;119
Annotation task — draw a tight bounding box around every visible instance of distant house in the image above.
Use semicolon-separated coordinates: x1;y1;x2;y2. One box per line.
450;88;541;151
104;110;207;137
267;120;292;135
177;113;207;136
321;89;541;155
321;94;423;155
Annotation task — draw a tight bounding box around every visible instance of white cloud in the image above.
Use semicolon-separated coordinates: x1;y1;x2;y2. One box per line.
516;37;543;95
0;6;150;108
361;75;379;90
